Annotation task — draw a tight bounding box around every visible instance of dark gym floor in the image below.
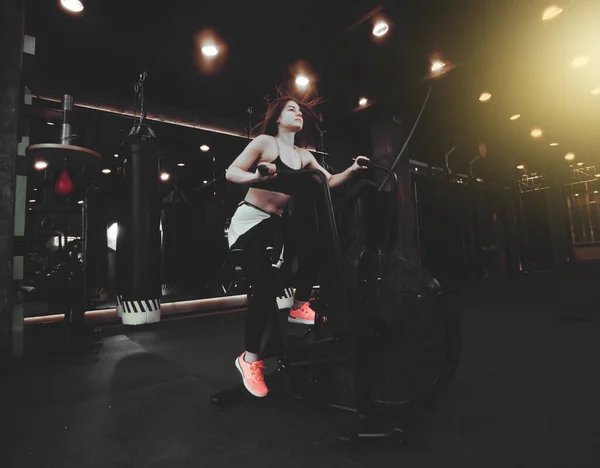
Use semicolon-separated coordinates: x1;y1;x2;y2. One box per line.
1;267;599;468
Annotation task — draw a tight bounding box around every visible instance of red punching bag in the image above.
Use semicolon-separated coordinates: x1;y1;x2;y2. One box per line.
55;167;73;195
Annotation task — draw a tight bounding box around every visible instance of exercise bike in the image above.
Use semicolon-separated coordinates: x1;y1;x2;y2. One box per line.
210;160;461;444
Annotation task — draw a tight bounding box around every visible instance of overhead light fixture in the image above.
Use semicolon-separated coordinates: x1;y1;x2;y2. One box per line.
549;142;559;146
60;0;84;13
571;56;590;68
594;191;599;194
595;174;600;178
114;153;119;158
295;75;309;87
203;180;208;184
542;6;563;21
530;128;543;138
102;169;111;174
28;200;36;203
201;45;219;57
34;161;48;170
479;92;492;102
591;87;600;95
78;200;84;204
358;97;368;107
160;172;170;181
200;144;210;152
47;122;55;126
517;165;525;170
431;61;445;73
577;162;584;166
575;193;580;197
565;152;575;161
372;21;389;37
177;163;185;167
510;114;521;120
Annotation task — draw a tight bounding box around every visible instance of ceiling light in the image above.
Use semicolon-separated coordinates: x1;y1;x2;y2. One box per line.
431;60;445;73
577;162;584;166
60;0;84;13
203;180;208;184
479;92;491;102
102;169;111;174
565;153;575;161
47;122;55;126
575;193;580;197
510;114;521;120
591;87;600;95
571;56;590;68
201;45;219;57
295;75;309;87
160;172;170;181
28;200;36;203
372;21;389;37
78;200;84;204
358;97;368;106
549;143;559;146
530;128;543;138
542;6;563;20
114;153;119;158
200;144;210;152
177;163;185;167
517;165;525;170
34;161;48;170
594;191;598;194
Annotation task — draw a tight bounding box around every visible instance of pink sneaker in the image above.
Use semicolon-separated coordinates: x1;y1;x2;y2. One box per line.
288;302;316;325
235;352;268;398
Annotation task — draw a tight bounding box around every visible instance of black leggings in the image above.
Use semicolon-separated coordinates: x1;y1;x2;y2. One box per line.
231;214;318;354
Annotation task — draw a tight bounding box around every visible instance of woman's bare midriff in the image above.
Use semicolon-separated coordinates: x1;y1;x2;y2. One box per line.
244;187;290;216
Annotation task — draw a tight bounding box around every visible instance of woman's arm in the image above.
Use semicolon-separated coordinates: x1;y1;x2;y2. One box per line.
300;150;369;189
225;135;276;185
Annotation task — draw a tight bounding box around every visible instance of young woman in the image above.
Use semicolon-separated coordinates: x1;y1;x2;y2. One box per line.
225;96;369;397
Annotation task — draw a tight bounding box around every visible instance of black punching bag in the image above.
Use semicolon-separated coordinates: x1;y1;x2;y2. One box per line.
83;182;108;303
116;124;161;325
161;187;190;297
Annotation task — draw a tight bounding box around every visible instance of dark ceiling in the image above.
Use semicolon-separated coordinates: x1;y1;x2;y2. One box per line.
23;0;600;183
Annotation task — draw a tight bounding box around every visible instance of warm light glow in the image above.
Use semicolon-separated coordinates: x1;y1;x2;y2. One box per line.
530;128;543;138
517;165;525;170
577;162;584;166
431;60;445;72
203;180;208;184
594;191;599;194
542;6;563;21
177;163;185;167
479;92;492;102
372;21;389;37
102;169;111;174
200;144;210;152
78;200;83;205
565;153;575;161
160;172;170;181
571;56;590;68
34;161;48;170
575;193;580;197
550;142;559;146
201;45;219;57
510;114;521;121
592;87;600;95
358;97;368;106
114;153;119;158
295;75;309;87
60;0;84;13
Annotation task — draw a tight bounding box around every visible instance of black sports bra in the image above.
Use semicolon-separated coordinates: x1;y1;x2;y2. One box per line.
250;137;303;196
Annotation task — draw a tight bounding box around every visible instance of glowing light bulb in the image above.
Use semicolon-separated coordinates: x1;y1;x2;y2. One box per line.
60;0;84;13
565;153;575;161
295;75;309;87
358;97;368;106
479;92;492;102
202;45;219;57
510;114;521;121
530;128;543;138
34;161;48;170
372;21;389;37
160;172;170;181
